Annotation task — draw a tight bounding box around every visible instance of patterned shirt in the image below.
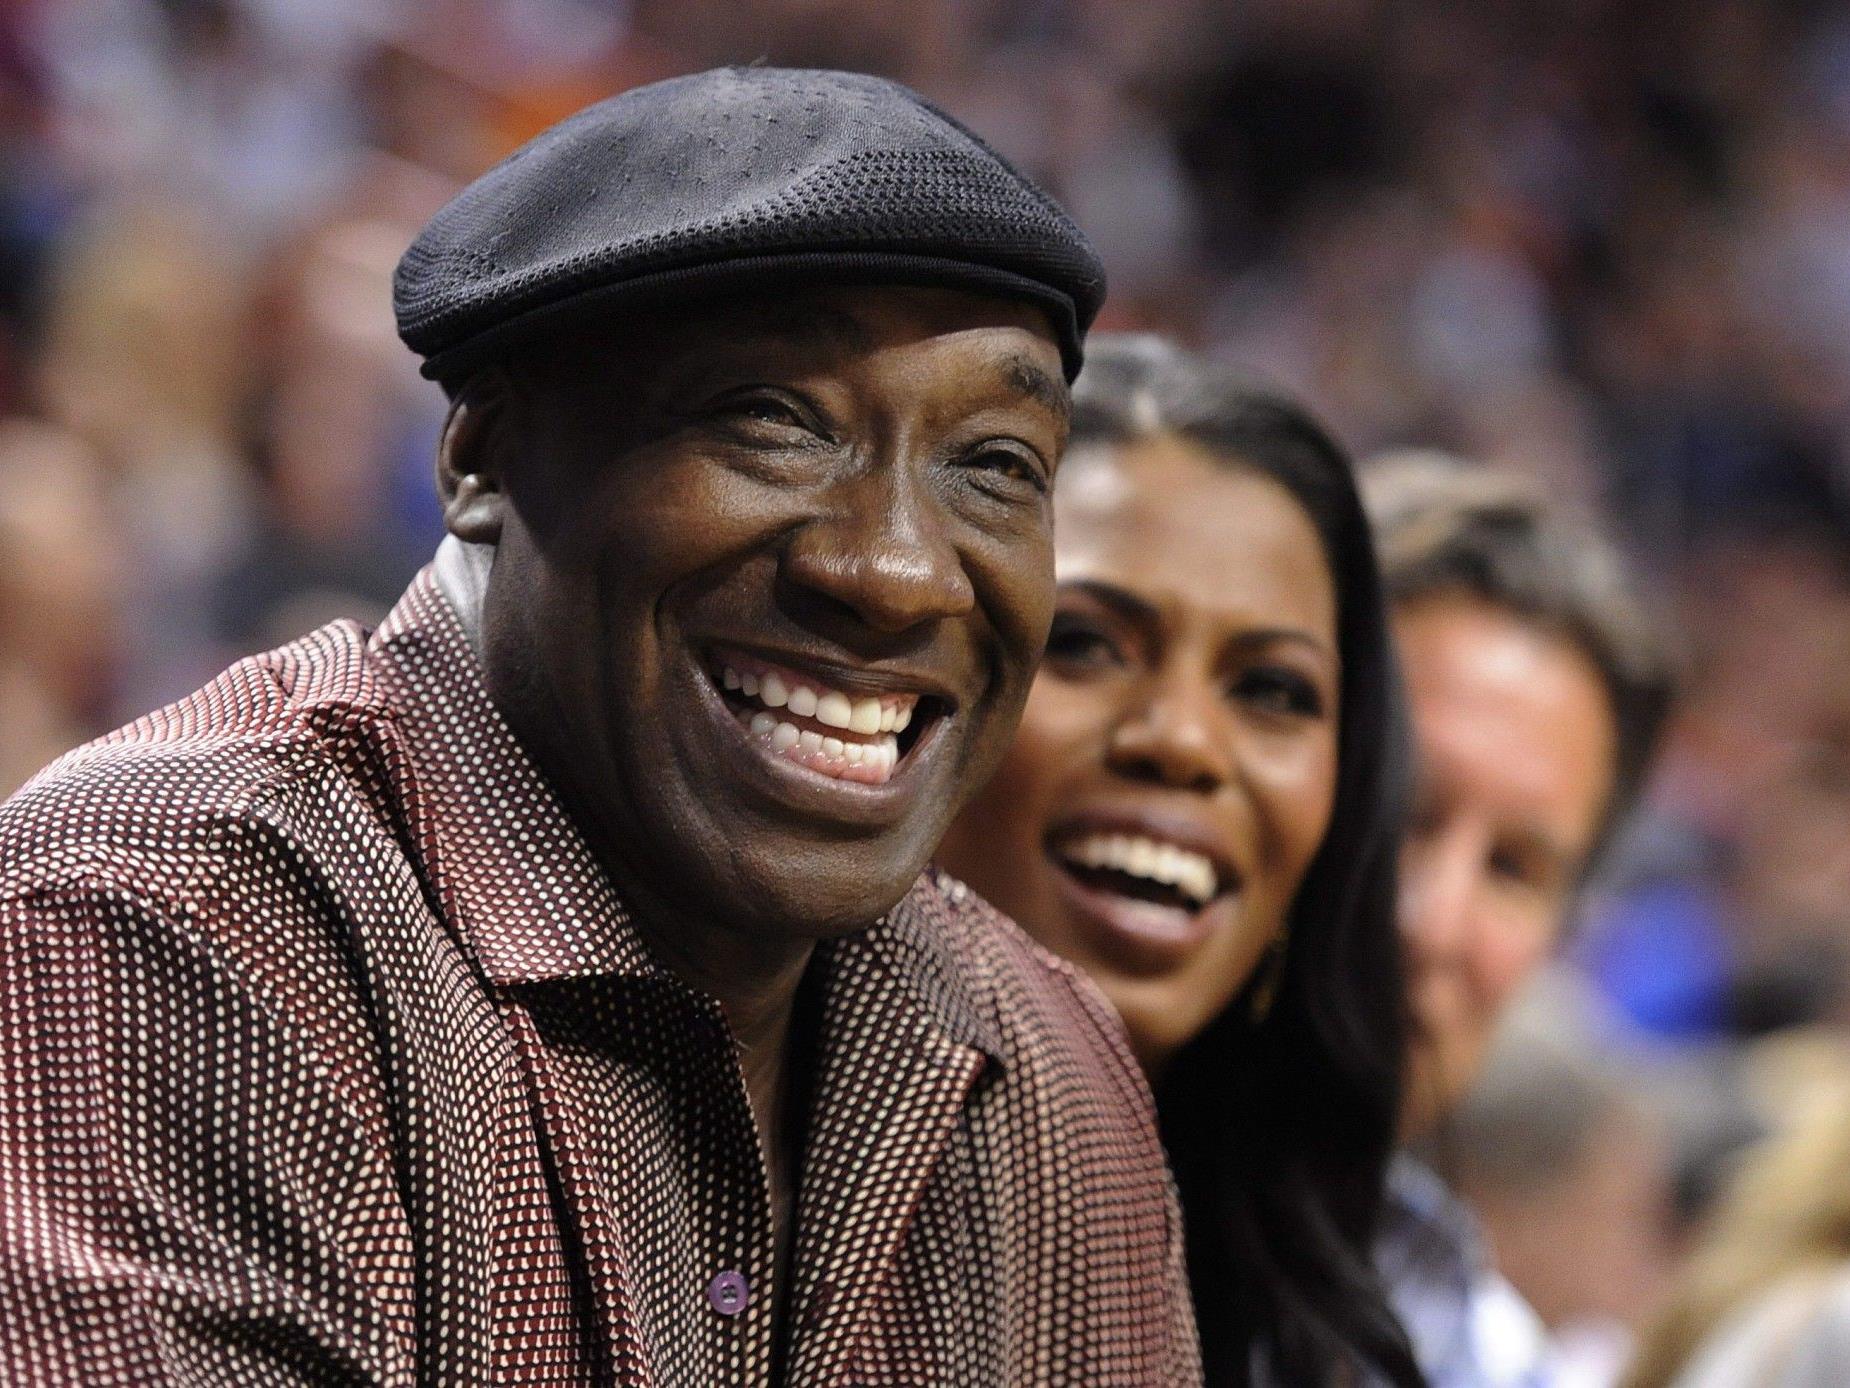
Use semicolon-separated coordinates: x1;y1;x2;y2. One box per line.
0;571;1199;1386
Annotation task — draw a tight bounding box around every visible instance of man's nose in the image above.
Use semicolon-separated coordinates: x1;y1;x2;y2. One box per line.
1399;826;1482;967
780;464;976;636
1104;673;1232;795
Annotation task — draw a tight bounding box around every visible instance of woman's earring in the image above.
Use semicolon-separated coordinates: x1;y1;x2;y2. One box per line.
1248;928;1289;1025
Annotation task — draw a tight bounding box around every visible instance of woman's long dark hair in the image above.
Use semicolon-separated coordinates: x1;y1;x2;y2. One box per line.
1070;337;1424;1387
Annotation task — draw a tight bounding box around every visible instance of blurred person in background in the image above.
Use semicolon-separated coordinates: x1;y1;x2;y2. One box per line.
1364;454;1675;1388
1624;1056;1850;1387
937;336;1425;1387
1585;531;1850;1043
0;417;122;798
1450;972;1678;1387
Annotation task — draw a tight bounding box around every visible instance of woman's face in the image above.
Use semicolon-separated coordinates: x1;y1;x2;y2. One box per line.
936;434;1341;1073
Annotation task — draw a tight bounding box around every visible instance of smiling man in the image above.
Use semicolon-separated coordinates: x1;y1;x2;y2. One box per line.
0;70;1199;1385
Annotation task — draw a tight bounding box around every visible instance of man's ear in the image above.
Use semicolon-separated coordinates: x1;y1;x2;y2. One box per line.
436;369;516;543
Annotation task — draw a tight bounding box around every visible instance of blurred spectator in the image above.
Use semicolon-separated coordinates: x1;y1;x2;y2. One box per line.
1363;453;1674;1388
1452;973;1679;1386
0;418;121;797
1624;1039;1850;1387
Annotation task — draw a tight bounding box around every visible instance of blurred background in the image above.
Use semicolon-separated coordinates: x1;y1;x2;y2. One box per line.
4;0;1850;1379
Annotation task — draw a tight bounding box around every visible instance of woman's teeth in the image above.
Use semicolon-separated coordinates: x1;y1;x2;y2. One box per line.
721;662;913;784
1061;833;1220;906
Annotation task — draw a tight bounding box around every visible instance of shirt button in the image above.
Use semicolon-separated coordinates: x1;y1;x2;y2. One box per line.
708;1269;750;1316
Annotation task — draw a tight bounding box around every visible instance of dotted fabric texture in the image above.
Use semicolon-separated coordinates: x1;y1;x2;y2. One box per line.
393;66;1107;383
0;571;1200;1385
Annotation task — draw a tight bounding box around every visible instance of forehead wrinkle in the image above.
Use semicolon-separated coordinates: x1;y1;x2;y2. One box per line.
1002;353;1070;421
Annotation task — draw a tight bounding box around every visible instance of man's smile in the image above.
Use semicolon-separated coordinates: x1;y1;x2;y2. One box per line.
702;644;951;797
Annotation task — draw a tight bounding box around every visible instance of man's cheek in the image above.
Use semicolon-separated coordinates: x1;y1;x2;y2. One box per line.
1480;928;1551;1015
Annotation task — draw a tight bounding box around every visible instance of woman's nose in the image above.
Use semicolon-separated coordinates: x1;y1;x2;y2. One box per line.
1105;676;1232;795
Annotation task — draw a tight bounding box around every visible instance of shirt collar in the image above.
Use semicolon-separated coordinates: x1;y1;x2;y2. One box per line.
368;569;1003;1064
839;870;1005;1064
371;570;657;987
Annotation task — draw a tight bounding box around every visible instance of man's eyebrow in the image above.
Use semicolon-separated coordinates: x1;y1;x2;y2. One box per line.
1001;353;1070;419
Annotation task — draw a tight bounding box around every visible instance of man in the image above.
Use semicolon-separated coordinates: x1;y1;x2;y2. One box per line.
1363;455;1674;1388
0;69;1199;1385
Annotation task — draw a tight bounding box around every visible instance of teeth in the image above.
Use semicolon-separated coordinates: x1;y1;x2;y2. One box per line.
1061;833;1220;906
720;660;922;766
1126;838;1157;878
797;729;823;755
815;691;853;729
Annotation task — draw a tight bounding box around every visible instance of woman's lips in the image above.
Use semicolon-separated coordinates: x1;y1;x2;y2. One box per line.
1056;830;1220;905
1043;824;1242;975
1048;855;1225;974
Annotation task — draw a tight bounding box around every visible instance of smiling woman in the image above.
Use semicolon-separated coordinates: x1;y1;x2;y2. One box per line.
936;335;1423;1387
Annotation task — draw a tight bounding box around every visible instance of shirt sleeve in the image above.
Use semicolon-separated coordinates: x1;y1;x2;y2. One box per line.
1164;1173;1206;1384
0;880;418;1386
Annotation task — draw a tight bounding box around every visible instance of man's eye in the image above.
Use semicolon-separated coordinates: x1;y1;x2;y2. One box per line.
728;395;807;428
1234;667;1323;718
964;445;1048;495
1488;843;1561;894
1045;614;1123;670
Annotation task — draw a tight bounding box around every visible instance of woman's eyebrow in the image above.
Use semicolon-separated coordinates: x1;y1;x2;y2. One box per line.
1226;627;1338;661
1063;579;1335;656
1059;578;1157;625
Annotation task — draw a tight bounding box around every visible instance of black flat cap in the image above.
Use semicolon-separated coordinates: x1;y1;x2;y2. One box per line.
395;66;1106;383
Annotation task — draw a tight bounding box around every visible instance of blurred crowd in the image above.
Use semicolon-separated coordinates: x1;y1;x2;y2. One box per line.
5;0;1850;1380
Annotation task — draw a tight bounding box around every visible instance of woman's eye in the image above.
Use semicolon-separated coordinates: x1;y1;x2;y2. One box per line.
1045;614;1123;670
1234;667;1324;718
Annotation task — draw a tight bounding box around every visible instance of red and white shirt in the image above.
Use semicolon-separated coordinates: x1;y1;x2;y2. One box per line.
0;571;1199;1386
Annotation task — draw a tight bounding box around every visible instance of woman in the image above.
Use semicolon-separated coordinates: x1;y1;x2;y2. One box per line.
936;336;1422;1385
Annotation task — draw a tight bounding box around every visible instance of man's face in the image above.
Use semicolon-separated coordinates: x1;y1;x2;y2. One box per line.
1396;594;1617;1137
468;285;1069;946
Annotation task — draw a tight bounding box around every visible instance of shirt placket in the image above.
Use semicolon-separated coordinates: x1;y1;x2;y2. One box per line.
675;995;781;1385
511;977;780;1386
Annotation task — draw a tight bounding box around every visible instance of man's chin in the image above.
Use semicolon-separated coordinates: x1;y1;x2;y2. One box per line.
1399;1039;1483;1142
736;865;928;941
